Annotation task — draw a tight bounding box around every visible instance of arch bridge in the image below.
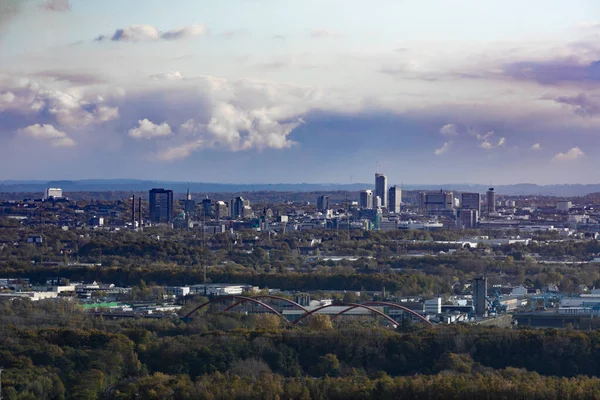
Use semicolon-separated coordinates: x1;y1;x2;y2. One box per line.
182;295;432;326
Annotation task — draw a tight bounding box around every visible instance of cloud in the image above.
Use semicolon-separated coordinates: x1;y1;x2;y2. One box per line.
476;130;505;150
157;140;203;161
0;74;119;128
531;143;541;151
18;123;75;147
39;0;71;11
96;24;206;42
552;147;584;161
32;70;107;85
128;119;172;139
553;93;600;116
434;141;452;155
440;123;458;136
149;71;184;81
502;58;600;85
161;24;207;40
311;29;340;38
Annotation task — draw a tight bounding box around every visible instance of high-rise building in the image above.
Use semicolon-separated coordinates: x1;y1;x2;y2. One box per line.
457;209;479;229
202;198;212;218
183;189;196;218
230;196;249;218
375;173;387;208
215;201;228;220
472;277;488;316
44;188;63;200
149;188;173;224
317;195;330;212
359;190;373;209
374;196;382;209
388;186;402;213
419;190;454;213
461;192;481;215
486;188;496;216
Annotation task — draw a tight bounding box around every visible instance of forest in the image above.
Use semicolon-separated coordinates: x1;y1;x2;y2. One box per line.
3;298;600;399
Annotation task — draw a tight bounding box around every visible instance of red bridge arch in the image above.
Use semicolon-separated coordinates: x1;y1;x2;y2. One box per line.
361;301;432;325
223;295;309;313
183;295;289;323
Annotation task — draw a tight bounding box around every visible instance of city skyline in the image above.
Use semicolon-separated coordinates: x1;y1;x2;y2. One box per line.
0;0;599;184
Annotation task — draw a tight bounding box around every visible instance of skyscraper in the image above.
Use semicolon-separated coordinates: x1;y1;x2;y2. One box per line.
359;190;373;209
202;197;212;218
388;186;402;213
486;188;496;216
375;173;387;208
230;196;249;218
183;189;196;218
149;188;173;224
317;195;330;212
214;201;227;220
461;192;481;215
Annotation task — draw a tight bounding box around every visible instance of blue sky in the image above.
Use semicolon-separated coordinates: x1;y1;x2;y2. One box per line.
0;0;599;184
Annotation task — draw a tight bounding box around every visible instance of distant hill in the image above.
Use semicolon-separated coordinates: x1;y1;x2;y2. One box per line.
0;180;599;197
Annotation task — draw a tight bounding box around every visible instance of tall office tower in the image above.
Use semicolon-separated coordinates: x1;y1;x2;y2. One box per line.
230;196;248;218
375;173;388;208
486;188;496;216
374;195;382;209
149;188;174;223
317;195;330;212
461;192;481;215
215;201;228;220
202;197;212;218
359;190;373;209
457;209;479;229
388;186;402;213
183;188;196;217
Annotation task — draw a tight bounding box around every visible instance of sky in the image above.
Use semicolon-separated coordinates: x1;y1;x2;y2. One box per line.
0;0;599;185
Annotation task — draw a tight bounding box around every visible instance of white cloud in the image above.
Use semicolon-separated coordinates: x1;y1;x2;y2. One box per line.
440;123;458;136
434;141;452;155
157;140;204;161
497;137;506;147
531;142;541;151
128;119;172;139
479;140;493;150
476;131;494;140
18;124;75;147
0;76;119;128
149;71;184;81
96;24;207;42
552;147;584;161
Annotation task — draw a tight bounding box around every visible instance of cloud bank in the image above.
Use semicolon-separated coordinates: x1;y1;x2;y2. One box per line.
96;24;207;42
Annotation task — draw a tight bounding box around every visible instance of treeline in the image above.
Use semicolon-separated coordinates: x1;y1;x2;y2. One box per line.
0;264;451;294
110;370;600;400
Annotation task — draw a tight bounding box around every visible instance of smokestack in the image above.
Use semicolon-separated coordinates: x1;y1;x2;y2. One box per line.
138;197;142;228
131;195;136;228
